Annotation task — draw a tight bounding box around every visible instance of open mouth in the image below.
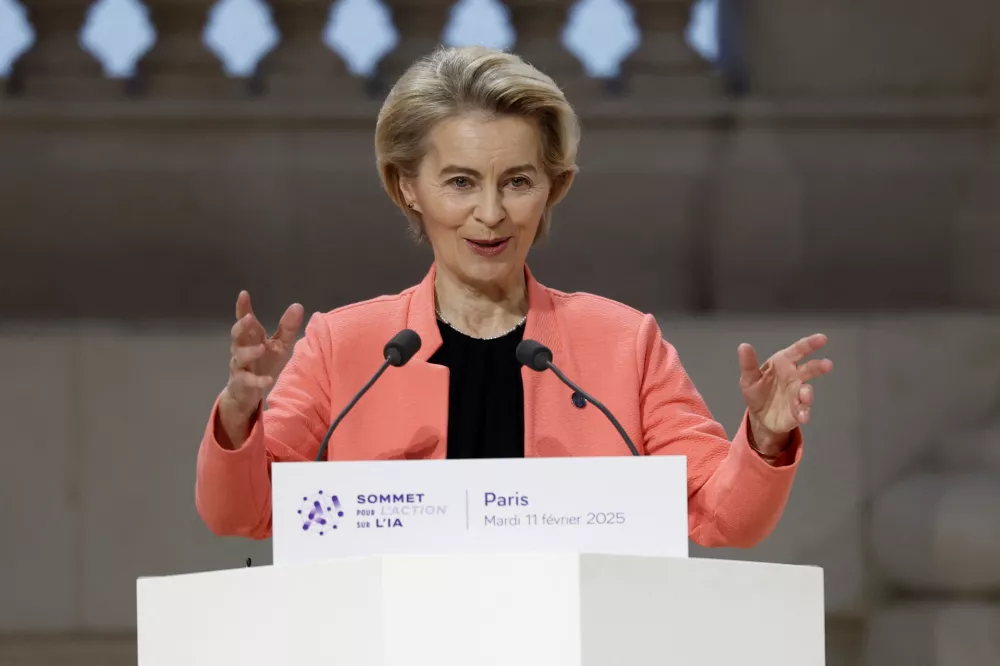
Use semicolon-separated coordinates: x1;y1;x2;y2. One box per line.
466;238;511;256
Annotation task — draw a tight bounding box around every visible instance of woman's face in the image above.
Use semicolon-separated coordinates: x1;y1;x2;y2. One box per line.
400;113;552;292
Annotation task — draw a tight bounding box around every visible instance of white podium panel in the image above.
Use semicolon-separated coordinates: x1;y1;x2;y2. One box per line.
271;457;690;565
137;553;824;666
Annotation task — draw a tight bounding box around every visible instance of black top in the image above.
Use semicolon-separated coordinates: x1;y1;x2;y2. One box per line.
428;318;526;459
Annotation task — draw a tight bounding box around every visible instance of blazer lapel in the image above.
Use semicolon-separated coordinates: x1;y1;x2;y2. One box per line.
389;264;588;460
407;265;444;363
384;266;449;459
521;267;586;458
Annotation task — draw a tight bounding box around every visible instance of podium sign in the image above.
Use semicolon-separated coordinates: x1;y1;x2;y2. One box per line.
271;456;688;565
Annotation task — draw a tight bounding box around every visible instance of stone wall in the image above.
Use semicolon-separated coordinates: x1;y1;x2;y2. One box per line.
2;0;1000;663
2;313;999;664
1;0;999;321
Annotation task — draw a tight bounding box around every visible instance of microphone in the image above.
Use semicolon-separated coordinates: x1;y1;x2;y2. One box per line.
516;339;640;456
314;329;421;461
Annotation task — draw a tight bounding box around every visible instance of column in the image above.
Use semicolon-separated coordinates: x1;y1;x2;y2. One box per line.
375;0;452;88
504;0;592;96
706;109;805;310
132;0;235;97
951;124;1000;309
253;0;356;98
950;8;1000;308
619;0;721;96
6;0;116;97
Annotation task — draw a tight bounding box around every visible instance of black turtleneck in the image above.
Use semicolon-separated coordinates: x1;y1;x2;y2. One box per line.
428;318;526;459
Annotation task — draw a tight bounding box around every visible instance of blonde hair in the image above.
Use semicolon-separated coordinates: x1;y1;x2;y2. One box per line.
375;46;581;243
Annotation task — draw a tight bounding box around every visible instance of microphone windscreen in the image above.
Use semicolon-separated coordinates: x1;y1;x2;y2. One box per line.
516;339;552;371
384;329;422;366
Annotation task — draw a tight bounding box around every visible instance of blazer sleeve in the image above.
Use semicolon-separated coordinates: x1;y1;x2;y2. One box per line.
635;314;803;548
195;314;333;539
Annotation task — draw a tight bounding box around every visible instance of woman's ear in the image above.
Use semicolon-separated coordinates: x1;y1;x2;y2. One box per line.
548;169;577;207
398;177;420;213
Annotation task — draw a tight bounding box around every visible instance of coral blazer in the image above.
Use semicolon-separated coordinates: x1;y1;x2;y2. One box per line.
196;265;803;547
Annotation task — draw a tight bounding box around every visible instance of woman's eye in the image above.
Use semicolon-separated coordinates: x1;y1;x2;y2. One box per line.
451;177;471;188
509;176;530;189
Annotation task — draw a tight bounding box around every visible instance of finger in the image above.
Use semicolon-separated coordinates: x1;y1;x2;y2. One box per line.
231;343;266;369
235;290;254;321
737;343;761;387
784;333;828;363
272;303;305;345
797;406;811;424
231;313;267;345
798;358;834;382
230;370;274;391
798;383;814;406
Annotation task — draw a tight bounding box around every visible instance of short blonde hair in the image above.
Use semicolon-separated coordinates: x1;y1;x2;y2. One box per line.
375;46;581;243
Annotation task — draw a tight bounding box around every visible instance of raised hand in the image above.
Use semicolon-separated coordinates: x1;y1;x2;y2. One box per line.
218;290;304;444
737;333;833;456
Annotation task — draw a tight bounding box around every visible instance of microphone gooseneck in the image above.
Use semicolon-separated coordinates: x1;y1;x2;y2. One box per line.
314;329;422;462
516;339;641;457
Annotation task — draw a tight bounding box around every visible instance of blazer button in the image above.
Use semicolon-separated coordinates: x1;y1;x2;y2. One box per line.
571;391;587;409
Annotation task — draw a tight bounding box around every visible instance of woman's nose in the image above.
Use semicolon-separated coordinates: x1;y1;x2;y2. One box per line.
474;191;506;227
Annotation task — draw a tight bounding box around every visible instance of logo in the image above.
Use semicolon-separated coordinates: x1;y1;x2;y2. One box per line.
298;490;344;535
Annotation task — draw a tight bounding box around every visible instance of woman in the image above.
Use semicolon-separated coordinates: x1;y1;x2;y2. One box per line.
196;46;833;548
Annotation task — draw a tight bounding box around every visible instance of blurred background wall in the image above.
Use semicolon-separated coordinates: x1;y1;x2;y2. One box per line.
1;1;999;664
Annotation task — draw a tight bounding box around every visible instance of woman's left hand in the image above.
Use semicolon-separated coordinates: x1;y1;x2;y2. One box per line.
737;333;834;456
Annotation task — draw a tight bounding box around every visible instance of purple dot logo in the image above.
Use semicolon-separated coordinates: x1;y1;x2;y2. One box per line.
298;490;344;536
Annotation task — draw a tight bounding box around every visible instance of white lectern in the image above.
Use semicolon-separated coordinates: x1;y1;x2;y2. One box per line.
136;552;824;666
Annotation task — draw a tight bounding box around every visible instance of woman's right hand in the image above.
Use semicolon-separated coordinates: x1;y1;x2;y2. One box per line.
217;290;305;447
